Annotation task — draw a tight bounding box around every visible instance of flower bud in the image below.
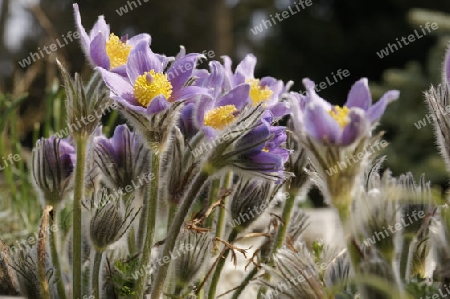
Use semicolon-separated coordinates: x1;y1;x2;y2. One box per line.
32;136;76;207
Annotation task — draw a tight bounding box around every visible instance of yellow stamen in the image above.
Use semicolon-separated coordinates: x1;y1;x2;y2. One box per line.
105;33;132;69
204;105;238;130
134;70;173;107
329;105;350;128
247;78;273;106
262;147;269;152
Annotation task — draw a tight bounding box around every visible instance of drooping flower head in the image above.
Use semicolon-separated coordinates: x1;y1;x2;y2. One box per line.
73;3;151;74
291;78;399;219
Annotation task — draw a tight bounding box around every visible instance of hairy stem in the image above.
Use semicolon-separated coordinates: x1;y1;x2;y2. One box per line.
92;251;104;299
49;212;67;299
150;168;210;299
208;229;238;299
73;135;87;299
133;153;159;298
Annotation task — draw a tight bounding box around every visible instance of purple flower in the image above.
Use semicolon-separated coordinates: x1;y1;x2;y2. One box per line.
222;54;290;118
228;111;290;178
298;78;399;146
98;41;207;115
73;3;151;73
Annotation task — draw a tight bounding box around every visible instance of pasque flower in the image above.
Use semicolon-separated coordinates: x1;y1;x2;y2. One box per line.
97;40;208;149
291;78;399;218
222;54;290;118
73;3;151;74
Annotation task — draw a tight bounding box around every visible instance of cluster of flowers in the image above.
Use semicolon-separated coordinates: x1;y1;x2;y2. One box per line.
9;3;450;299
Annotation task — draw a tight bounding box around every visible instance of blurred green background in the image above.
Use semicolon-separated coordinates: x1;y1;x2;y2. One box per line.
1;0;450;239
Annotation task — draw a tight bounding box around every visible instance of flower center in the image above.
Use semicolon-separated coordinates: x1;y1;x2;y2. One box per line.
204;105;238;130
133;70;173;107
247;79;273;105
329;105;350;128
105;33;132;69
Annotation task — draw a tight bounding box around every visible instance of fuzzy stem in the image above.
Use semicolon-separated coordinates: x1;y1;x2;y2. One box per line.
150;168;211;299
271;186;299;256
49;212;67;299
231;266;258;299
92;251;104;299
204;178;221;228
73;135;87;299
136;188;149;253
167;202;177;233
133;153;159;298
213;172;232;254
208;229;239;299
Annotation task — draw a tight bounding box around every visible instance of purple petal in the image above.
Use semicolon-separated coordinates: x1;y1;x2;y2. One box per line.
304;102;341;144
235;122;270;156
265;126;286;151
167;53;202;93
194;96;214;128
97;67;136;104
216;84;250;110
111;65;128;77
234;54;256;85
89;15;110;40
126;40;162;82
269;102;290;118
110;125;129;165
221;55;233;90
340;109;366;146
246;151;284;171
367;90;400;123
345;78;371;111
90;34;110;69
302;78;331;110
171;86;210;102
128;33;152;47
73;4;90;54
146;95;170;114
204;61;225;98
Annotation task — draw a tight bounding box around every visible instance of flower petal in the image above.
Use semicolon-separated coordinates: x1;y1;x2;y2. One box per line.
304;101;341;144
126;40;162;83
90;34;110;69
73;4;90;54
340;109;367;146
171;86;210;102
97;67;136;104
128;33;152;47
216;84;250;110
345;78;371;111
89;15;110;40
367;90;399;123
167;53;202;92
146;95;170;115
234;54;256;85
